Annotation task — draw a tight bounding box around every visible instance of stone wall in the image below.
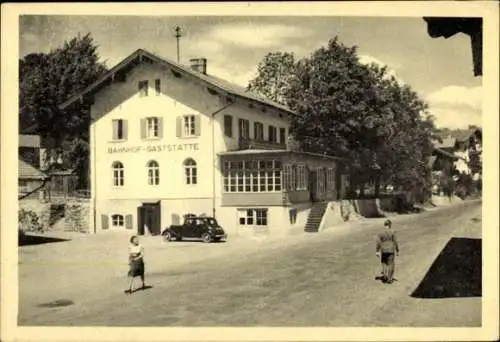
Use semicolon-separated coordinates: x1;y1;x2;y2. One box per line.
64;199;92;233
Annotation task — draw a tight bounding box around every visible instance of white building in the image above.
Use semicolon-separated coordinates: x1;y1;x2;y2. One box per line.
60;50;349;237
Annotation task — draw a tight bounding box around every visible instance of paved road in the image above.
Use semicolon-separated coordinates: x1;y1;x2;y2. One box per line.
19;201;481;326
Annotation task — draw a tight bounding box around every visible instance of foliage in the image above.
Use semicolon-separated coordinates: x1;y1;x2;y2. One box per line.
248;52;297;105
248;37;439;200
18;209;45;232
19;33;107;189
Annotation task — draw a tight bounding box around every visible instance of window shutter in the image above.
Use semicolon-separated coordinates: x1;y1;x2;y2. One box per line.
101;215;109;230
158;117;163;138
195;115;201;136
176;117;182;137
112;121;117;140
291;165;297;191
123;120;128;140
140;118;146;139
125;214;133;230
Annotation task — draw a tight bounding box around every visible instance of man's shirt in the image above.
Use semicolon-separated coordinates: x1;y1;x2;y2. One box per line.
376;229;399;254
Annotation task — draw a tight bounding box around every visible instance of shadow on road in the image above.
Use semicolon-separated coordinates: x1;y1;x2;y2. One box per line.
19;234;69;246
411;237;481;298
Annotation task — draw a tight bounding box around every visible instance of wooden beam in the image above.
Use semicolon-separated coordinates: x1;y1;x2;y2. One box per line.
171;69;182;78
206;87;218;96
112;72;126;83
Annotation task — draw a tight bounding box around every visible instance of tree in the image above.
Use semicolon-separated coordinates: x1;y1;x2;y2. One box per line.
247;52;297;105
248;37;438;201
19;33;107;188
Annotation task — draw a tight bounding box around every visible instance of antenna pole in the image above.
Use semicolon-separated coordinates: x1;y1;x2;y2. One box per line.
174;26;182;63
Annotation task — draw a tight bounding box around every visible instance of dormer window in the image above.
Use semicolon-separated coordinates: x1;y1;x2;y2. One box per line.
138;80;149;97
155;79;161;96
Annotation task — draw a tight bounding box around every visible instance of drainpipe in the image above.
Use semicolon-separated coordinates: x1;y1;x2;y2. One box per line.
211;98;235;219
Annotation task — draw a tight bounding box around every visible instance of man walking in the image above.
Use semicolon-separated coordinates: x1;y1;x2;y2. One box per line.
376;219;400;284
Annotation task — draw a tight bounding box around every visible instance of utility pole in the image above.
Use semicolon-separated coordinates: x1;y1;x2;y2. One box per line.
174;26;182;63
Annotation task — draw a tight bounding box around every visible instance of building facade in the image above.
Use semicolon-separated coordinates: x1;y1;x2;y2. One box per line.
60;49;348;236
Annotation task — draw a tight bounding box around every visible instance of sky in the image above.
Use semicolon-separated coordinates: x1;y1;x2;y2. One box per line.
19;15;483;130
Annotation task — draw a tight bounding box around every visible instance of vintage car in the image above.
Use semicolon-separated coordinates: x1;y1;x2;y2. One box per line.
161;215;227;243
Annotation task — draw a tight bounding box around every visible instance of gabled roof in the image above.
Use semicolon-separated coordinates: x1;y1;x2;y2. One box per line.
455;128;482;143
19;159;47;180
59;49;296;117
433;136;456;149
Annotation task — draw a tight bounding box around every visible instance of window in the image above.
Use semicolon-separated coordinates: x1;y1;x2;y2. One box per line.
224;115;233;137
238;209;254;225
138;80;148;97
146;117;160;138
279;127;286;144
147;160;160;185
268;125;277;143
238;119;250;139
155;79;161;96
111;214;124;228
238;209;268;226
112;119;127;140
254;122;264;140
184;158;197;185
255;209;268;226
177;115;200;138
112;161;124;187
296;165;308;191
183;115;196;137
223;160;281;193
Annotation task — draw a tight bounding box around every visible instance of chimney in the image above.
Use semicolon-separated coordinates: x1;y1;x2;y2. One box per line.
189;58;207;75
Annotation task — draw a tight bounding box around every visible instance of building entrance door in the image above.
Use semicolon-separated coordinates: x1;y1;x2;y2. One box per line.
137;202;161;236
309;169;318;202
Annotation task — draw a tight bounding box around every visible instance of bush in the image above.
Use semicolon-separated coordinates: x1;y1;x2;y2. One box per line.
18;209;46;233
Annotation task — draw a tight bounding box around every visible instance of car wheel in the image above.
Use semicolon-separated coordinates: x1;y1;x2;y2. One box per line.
201;233;212;243
162;231;172;242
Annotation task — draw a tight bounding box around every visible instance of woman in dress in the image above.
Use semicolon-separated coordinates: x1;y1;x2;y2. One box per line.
125;235;147;294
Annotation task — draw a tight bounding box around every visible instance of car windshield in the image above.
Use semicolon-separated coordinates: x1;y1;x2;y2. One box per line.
206;218;218;226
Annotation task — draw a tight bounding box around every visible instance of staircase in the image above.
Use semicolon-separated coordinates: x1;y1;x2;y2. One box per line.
304;201;328;233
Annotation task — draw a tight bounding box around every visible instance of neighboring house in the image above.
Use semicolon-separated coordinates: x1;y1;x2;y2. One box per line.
19;133;77;200
19;134;42;169
454;128;482;179
18;159;48;199
430;127;483;195
59;49;351;236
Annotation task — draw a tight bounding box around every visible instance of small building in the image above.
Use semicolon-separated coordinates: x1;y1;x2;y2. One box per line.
59;49;350;236
18;159;48;199
19;133;78;201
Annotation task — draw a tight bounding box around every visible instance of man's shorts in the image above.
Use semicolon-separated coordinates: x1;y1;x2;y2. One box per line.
381;252;394;265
